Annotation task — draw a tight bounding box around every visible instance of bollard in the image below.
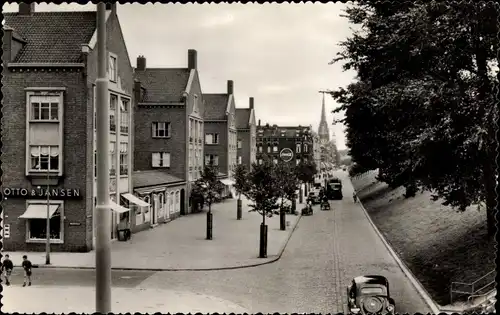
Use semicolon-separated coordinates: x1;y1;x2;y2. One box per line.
237;199;242;220
292;198;296;211
259;223;268;258
206;212;213;240
280;210;286;230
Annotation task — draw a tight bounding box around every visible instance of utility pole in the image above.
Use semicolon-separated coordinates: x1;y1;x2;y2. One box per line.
95;2;111;313
45;168;50;265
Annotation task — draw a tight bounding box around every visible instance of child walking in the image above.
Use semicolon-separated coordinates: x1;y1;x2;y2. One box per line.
21;255;32;287
2;254;14;286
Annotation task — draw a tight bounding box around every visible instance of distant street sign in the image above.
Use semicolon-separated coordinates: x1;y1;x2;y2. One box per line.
279;148;294;162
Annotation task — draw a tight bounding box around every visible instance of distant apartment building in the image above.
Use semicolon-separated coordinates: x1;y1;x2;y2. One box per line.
235;97;257;170
133;49;205;217
256;123;314;166
1;4;139;252
203;80;238;188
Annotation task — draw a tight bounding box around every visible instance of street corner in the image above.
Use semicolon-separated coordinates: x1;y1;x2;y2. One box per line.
1;285;251;314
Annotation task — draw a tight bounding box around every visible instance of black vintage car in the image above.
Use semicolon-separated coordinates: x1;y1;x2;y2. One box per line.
326;178;343;200
346;275;395;315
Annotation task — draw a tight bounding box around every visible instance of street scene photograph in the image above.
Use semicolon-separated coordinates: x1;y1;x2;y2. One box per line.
1;1;497;314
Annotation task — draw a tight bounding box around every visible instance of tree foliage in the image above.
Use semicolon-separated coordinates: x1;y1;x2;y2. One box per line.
194;165;224;212
233;164;250;200
275;162;299;207
244;158;281;224
295;159;318;184
331;1;498;235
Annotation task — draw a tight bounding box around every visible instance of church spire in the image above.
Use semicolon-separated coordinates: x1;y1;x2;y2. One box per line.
318;91;330;143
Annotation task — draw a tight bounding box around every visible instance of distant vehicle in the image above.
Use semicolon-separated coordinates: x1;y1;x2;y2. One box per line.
308;191;320;204
326;178;343;200
347;275;395;315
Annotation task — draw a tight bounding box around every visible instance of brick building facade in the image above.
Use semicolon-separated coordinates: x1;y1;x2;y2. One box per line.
203;80;237;185
1;4;136;252
133;50;204;216
256;123;314;166
235;97;257;170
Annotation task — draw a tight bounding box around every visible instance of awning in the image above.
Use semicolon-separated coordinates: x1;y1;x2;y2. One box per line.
109;201;130;213
20;204;59;219
220;179;235;186
121;193;150;207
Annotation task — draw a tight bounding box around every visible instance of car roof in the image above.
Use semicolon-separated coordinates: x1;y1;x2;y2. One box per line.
353;275;388;285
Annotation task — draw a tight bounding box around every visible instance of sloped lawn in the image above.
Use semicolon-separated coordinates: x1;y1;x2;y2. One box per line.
352;171;496;306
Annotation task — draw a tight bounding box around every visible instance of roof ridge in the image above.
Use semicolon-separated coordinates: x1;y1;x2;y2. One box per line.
3;11;96;14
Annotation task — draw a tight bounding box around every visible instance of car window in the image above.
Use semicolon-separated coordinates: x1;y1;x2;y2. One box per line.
360;287;385;295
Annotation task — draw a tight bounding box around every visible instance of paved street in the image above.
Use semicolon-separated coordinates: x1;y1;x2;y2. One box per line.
3;172;431;314
7;197;301;270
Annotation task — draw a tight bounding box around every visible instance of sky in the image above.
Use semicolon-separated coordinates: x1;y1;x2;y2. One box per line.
3;3;357;150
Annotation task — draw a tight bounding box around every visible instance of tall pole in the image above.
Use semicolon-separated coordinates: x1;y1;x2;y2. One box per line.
45;168;50;265
95;2;111;313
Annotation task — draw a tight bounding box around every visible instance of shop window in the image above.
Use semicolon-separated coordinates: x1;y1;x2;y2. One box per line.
26;201;63;243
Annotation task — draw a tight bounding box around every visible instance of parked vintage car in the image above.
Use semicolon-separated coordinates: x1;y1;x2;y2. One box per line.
326;178;343;200
346;275;395;315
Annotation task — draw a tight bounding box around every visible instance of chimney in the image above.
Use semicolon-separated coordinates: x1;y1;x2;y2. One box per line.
188;49;197;70
134;80;142;103
19;3;35;15
136;55;146;71
249;97;254;110
258;119;261;126
227;80;234;95
105;3;117;14
3;27;13;63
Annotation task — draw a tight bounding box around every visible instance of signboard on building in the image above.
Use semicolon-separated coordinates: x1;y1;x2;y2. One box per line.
279;148;294;162
2;188;82;199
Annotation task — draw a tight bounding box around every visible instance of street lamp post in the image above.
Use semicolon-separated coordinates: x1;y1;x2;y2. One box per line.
95;3;111;313
45;167;50;265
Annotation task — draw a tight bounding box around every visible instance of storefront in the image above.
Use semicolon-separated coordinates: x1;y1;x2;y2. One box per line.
132;170;187;232
2;187;90;252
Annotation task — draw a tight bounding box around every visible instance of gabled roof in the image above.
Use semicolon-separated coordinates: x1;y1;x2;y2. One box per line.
3;11;97;63
203;93;229;120
133;170;184;188
257;125;311;138
134;68;190;103
235;108;251;129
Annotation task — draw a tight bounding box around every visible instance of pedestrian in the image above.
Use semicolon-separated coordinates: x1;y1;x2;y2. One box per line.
353;191;358;203
117;212;131;241
21;255;32;287
2;254;14;286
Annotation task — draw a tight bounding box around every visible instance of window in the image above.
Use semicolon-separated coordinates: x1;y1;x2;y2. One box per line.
205;154;219;166
94;150;97;177
258;159;263;165
238;156;242;164
119;142;128;175
273;146;278;153
237;140;242;149
258;146;263;153
267;146;271;153
273;158;278;164
304;144;308;153
109;54;117;82
193;95;199;113
30;146;59;171
198;122;203;141
26;201;63;242
175;191;180;212
120;98;129;134
296;159;301;165
152;122;171;138
152;152;171;168
30;95;59;121
189;119;194;141
110;94;117;132
110;141;116;176
205;133;219;144
296;143;301;153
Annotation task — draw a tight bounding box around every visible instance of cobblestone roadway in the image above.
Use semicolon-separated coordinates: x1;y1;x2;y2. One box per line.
5;172;431;313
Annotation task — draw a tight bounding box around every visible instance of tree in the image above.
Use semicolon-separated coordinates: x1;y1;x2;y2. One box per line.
244;158;281;257
331;1;498;236
233;164;250;219
275;161;299;210
195;165;224;214
295;159;318;184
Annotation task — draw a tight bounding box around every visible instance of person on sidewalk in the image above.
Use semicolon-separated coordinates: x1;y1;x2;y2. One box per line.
21;255;32;287
2;254;14;286
118;212;131;241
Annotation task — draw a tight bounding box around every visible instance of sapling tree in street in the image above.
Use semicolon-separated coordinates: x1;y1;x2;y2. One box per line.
233;164;249;220
195;164;224;240
295;159;318;197
276;162;299;210
244;158;280;258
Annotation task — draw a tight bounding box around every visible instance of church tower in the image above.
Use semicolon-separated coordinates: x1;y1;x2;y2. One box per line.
318;92;330;145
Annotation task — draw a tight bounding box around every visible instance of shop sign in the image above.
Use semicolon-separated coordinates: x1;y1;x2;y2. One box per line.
2;187;82;199
279;148;294;162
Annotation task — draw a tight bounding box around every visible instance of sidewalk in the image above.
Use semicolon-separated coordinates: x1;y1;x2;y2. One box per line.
7;197;302;270
2;285;250;313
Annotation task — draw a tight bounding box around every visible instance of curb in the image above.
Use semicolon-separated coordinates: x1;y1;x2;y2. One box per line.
350;178;441;315
21;213;303;272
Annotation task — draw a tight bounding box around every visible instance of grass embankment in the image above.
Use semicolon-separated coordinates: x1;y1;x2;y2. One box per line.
351;171;495;306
